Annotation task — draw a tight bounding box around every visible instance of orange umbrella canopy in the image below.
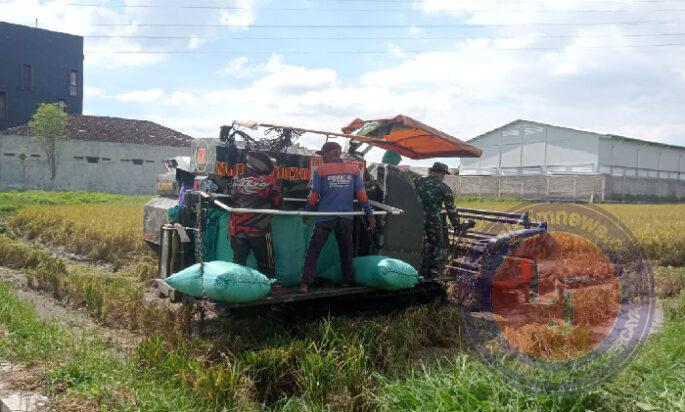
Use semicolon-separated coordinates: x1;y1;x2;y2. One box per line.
341;115;482;160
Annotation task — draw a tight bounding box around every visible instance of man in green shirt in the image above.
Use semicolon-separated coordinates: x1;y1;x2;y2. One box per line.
414;162;460;279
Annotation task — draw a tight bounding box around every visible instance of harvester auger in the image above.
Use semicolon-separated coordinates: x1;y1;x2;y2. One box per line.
143;115;550;315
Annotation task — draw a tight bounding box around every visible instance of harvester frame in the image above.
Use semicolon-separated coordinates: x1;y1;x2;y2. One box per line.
146;117;549;314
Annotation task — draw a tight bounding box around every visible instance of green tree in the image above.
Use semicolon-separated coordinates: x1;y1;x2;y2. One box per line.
30;103;67;185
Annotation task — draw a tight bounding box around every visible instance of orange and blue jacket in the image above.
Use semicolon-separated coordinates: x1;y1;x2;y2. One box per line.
306;160;373;222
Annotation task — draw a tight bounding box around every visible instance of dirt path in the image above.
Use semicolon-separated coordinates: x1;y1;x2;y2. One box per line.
0;361;48;412
0;266;143;353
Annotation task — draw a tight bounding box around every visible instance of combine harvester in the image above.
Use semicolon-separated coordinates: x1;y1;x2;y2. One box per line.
143;115;548;315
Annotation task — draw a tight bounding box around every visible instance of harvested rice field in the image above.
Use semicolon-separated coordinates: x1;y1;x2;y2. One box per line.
0;191;684;412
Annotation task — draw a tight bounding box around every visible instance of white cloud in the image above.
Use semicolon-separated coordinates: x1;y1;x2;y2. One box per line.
163;91;196;106
124;35;684;167
385;43;408;59
251;55;339;95
114;88;166;103
218;0;256;29
76;0;684;166
218;56;253;78
188;36;209;50
84;86;105;97
409;25;424;36
0;0;258;68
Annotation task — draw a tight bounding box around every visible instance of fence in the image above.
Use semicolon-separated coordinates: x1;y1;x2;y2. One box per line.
445;174;685;202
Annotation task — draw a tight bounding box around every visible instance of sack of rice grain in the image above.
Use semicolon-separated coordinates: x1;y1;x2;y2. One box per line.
320;255;421;290
164;261;274;303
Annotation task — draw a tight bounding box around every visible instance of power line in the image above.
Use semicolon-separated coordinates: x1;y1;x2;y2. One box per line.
82;32;685;40
4;0;685;4
283;0;685;2
2;1;685;12
84;42;685;54
87;20;685;29
2;0;685;11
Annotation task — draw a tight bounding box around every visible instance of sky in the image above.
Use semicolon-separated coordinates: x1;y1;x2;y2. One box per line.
2;0;685;166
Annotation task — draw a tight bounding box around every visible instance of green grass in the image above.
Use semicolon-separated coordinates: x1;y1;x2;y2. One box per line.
0;190;150;213
0;281;213;411
3;276;685;411
0;250;684;412
375;355;605;412
0;236;186;334
0;282;69;363
370;307;685;412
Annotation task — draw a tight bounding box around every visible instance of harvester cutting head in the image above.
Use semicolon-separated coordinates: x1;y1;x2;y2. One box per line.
444;207;551;307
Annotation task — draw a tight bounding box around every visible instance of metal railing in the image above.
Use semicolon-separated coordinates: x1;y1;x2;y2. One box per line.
187;191;404;217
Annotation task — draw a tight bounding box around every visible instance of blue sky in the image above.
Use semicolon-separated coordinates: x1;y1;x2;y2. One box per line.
2;0;685;166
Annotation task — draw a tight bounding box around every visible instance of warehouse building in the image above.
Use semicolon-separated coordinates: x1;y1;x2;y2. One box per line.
0;115;192;194
0;22;83;131
451;120;685;202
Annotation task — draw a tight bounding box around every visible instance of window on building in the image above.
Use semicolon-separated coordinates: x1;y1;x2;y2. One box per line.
57;99;66;111
73;156;84;160
132;159;144;165
30;154;41;158
69;70;78;96
86;156;99;164
21;64;32;90
101;157;111;161
0;92;6;119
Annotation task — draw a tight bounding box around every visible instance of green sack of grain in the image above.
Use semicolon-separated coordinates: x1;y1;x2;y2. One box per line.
320;255;421;290
207;211;339;287
165;261;274;303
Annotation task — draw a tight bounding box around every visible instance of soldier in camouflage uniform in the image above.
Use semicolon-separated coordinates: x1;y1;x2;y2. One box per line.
415;162;460;279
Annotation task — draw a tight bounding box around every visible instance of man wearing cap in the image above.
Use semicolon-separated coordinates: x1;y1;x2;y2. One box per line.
229;152;282;279
299;141;376;293
415;162;460;279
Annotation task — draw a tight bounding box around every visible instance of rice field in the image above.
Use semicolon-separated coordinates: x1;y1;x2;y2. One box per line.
0;191;684;411
6;194;685;267
9;202;156;274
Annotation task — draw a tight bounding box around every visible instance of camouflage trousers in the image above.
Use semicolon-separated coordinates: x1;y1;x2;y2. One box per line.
420;220;444;278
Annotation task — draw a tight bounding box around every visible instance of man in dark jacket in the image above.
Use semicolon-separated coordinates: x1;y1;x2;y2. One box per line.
414;162;460;279
299;142;376;293
229;152;282;279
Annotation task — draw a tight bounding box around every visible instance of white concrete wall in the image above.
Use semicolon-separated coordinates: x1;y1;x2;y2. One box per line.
0;134;189;194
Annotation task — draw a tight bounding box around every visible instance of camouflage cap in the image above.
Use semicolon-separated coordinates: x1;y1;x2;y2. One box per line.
429;162;451;175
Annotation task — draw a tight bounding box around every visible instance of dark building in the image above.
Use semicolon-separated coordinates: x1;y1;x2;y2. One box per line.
0;21;83;131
